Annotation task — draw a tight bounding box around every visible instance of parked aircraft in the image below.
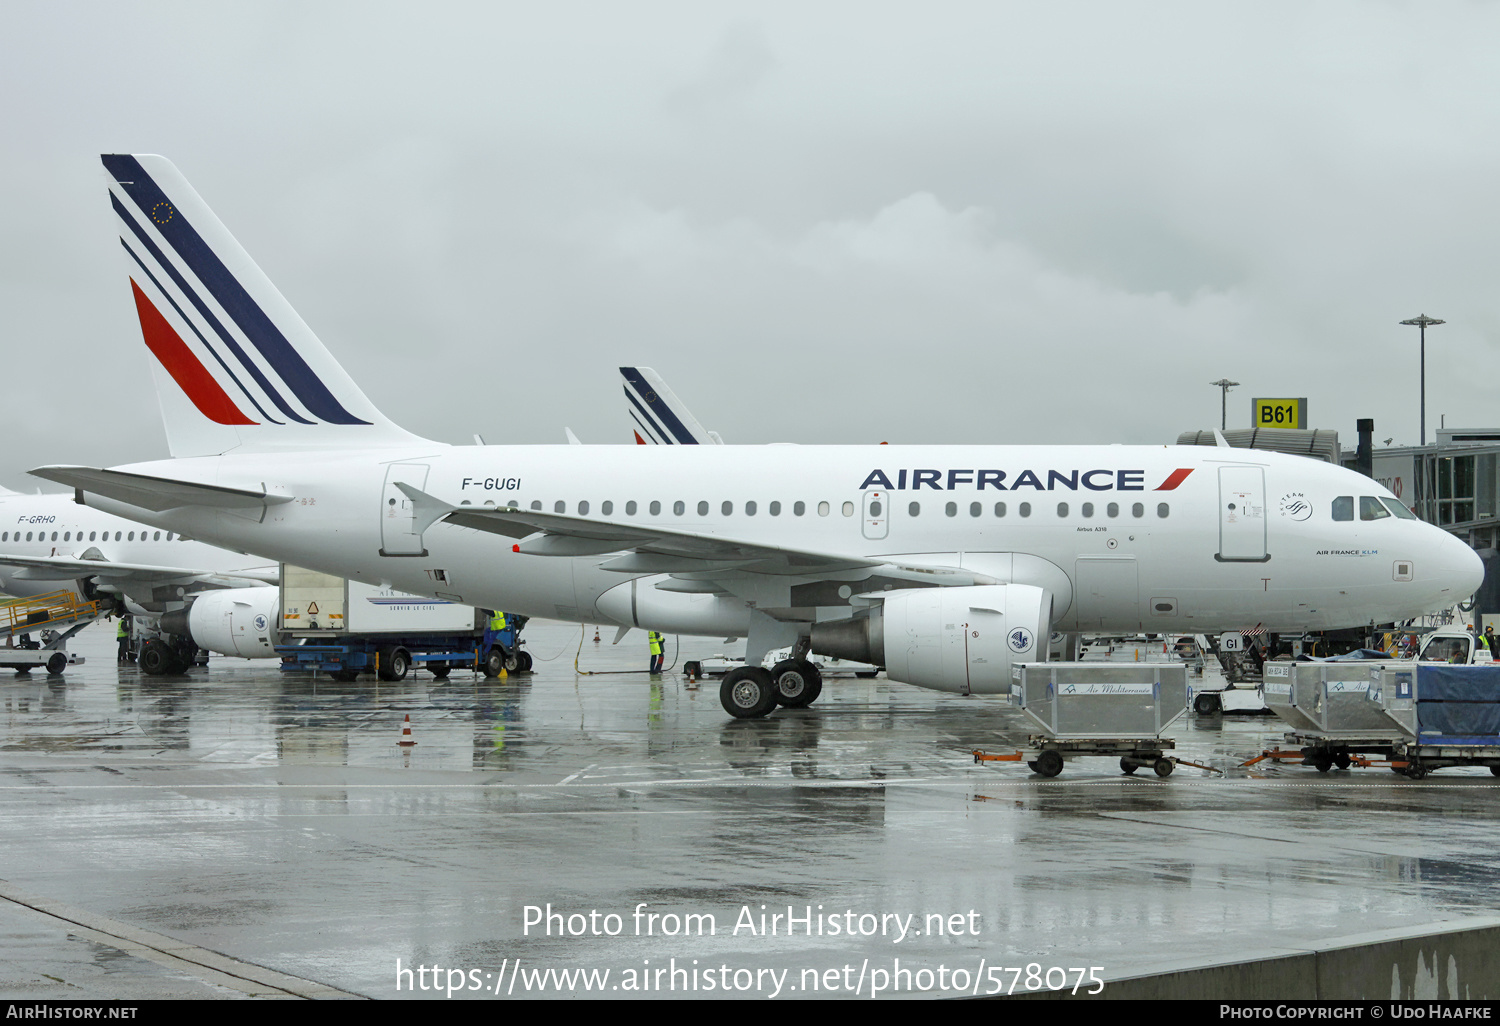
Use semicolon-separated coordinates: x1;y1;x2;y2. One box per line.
31;154;1485;716
0;487;278;672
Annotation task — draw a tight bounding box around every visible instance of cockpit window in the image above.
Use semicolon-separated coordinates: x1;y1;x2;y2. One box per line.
1359;496;1391;521
1381;497;1418;520
1331;496;1353;521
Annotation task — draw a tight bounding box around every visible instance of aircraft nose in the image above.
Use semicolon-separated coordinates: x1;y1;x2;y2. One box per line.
1436;529;1485;599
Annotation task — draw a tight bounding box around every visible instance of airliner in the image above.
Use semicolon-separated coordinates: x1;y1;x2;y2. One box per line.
0;486;278;671
30;154;1484;717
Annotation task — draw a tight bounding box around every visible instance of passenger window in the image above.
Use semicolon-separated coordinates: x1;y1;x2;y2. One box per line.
673;501;685;516
1132;503;1144;518
994;502;1006;517
1;532;7;541
945;502;957;517
794;501;806;516
770;501;781;516
746;501;757;516
1381;497;1417;520
1107;502;1119;518
64;532;70;542
51;532;58;541
1359;496;1390;521
25;532;32;541
115;532;122;541
842;501;854;517
154;531;161;541
969;502;981;517
166;532;173;541
127;532;135;541
1057;502;1069;517
817;501;830;517
650;501;662;515
909;501;921;516
723;501;734;516
1019;502;1031;518
505;496;517;508
625;501;637;515
697;501;708;515
1082;503;1094;518
601;501;613;516
554;501;566;514
1331;496;1353;521
1157;503;1170;518
578;501;589;516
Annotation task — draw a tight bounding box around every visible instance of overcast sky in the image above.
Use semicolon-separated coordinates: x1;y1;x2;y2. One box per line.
3;1;1498;487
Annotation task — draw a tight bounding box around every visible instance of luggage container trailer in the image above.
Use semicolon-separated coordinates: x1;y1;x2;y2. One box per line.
275;565;499;681
998;662;1191;778
1368;664;1500;779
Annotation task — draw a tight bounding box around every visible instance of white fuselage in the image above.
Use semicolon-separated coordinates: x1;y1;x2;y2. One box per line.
0;493;275;611
78;443;1481;638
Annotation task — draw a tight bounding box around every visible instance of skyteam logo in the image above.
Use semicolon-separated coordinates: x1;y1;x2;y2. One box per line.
253;614;269;632
1008;628;1034;654
857;468;1194;492
103;154;371;429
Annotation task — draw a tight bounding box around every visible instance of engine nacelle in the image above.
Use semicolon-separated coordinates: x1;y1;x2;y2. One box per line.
158;586;279;659
811;584;1050;695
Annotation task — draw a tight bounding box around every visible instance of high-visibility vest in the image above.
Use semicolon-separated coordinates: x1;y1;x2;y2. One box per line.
649;632;663;655
489;612;507;632
117;620;128;639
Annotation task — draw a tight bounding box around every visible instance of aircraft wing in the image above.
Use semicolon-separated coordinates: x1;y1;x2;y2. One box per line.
0;552;278;586
402;485;984;594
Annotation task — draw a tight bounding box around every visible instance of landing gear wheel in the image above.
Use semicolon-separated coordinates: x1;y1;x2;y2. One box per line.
1034;750;1064;777
330;669;360;682
378;647;410;682
1194;693;1222;715
1120;758;1138;775
139;639;182;676
720;667;778;719
484;647;507;678
44;652;67;676
515;650;533;673
429;663;451;680
769;659;823;707
1153;757;1174;778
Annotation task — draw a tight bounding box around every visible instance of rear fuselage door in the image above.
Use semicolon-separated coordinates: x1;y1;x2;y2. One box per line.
380;463;430;557
862;490;889;540
1217;466;1268;562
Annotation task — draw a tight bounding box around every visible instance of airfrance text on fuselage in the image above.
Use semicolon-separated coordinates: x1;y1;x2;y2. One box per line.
857;469;1192;492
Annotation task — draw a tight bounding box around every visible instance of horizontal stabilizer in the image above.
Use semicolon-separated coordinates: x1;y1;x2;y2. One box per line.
29;466;293;512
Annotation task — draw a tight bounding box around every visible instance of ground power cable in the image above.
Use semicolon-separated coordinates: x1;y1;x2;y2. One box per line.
574;623;680;675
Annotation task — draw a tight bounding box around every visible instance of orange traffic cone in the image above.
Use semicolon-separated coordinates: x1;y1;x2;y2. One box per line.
398;714;417;746
593;626;600;643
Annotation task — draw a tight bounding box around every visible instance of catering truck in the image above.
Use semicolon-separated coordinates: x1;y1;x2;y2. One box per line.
275;565;528;680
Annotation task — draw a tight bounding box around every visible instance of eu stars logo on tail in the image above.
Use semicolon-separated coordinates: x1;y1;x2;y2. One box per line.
103;154;424;458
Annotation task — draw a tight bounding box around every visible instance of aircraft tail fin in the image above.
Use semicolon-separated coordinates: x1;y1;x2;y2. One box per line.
620;366;721;445
102;154;428;457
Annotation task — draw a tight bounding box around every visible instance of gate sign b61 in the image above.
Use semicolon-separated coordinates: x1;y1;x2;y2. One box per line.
1252;397;1307;429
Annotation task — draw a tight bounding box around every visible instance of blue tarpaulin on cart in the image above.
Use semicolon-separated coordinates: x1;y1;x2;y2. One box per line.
1415;665;1500;739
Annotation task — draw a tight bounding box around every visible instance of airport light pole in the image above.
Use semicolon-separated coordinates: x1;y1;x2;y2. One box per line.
1400;314;1444;446
1209;379;1239;431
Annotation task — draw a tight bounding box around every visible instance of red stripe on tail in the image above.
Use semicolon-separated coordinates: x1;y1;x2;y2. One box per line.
130;279;256;426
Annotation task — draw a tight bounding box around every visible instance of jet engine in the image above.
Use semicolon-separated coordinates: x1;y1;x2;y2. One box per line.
810;584;1051;695
157;586;279;659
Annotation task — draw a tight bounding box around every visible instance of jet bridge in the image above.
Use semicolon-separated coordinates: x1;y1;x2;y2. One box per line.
0;590;102;674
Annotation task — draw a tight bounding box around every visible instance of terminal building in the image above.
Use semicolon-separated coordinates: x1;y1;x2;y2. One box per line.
1364;429;1500;552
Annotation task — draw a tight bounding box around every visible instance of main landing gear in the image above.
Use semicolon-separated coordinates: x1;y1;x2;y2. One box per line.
720;658;824;718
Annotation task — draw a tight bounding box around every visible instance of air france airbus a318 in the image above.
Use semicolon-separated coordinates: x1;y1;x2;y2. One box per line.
31;154;1484;716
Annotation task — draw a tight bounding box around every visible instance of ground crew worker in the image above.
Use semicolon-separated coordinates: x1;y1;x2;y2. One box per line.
489;610;508;634
649;631;664;673
1486;625;1497;655
116;616;131;663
